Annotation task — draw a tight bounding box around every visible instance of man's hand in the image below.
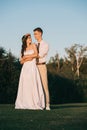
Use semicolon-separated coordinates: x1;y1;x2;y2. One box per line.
22;56;27;60
23;56;33;61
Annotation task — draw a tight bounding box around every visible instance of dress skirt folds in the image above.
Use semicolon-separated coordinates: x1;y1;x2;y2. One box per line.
15;50;45;110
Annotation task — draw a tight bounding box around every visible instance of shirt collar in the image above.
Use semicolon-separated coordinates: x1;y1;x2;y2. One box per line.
36;40;43;45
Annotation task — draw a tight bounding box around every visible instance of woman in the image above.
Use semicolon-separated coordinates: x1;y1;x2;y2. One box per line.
15;33;45;110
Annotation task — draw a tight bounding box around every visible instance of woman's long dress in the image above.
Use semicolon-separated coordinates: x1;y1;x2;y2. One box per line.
15;50;45;110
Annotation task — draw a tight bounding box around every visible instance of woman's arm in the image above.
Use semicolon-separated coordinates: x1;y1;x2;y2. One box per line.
20;57;33;64
23;44;38;60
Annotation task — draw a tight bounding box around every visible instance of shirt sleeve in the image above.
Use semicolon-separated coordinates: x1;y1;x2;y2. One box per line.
39;43;49;58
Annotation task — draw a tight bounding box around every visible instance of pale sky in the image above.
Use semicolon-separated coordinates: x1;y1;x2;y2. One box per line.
0;0;87;61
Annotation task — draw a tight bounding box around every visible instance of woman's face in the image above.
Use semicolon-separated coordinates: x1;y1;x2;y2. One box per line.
26;36;32;46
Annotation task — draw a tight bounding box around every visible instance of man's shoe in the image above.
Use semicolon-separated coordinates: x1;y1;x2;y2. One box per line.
46;106;50;110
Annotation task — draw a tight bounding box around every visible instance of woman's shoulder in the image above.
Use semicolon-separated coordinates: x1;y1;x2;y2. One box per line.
31;43;37;48
31;43;36;46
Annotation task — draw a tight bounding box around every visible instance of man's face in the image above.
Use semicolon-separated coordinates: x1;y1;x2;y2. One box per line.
34;31;42;40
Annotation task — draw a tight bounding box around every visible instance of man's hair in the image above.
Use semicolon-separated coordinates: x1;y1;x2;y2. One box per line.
33;27;43;34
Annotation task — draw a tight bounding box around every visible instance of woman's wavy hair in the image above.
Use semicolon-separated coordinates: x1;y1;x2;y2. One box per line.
21;34;31;57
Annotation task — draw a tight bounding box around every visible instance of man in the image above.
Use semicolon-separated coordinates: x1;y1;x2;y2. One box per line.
33;27;50;110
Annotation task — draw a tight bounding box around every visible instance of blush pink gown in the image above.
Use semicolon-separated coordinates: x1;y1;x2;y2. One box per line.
15;50;45;110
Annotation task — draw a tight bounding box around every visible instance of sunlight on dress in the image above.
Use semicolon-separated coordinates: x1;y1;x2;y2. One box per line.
15;50;45;110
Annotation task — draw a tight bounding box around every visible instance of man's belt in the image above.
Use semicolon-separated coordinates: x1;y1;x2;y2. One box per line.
36;62;46;65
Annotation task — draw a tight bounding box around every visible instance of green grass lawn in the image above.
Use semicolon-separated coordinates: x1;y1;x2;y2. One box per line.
0;103;87;130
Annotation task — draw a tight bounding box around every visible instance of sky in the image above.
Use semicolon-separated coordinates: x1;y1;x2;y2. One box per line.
0;0;87;61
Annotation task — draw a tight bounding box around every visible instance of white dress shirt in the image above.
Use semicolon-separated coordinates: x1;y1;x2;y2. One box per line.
37;40;49;63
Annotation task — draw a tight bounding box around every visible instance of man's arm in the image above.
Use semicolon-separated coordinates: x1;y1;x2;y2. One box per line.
20;57;33;64
23;44;38;60
39;44;49;58
20;57;25;64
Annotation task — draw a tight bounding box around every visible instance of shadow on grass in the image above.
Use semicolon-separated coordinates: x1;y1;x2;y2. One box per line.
51;103;87;110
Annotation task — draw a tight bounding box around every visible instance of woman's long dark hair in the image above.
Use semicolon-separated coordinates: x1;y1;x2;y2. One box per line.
21;34;31;57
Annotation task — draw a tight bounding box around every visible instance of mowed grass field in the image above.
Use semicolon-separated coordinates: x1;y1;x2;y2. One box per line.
0;103;87;130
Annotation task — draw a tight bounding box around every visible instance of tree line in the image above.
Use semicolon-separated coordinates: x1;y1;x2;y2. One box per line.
0;44;87;104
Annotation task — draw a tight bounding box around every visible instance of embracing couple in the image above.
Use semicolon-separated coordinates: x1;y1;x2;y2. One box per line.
15;27;50;110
